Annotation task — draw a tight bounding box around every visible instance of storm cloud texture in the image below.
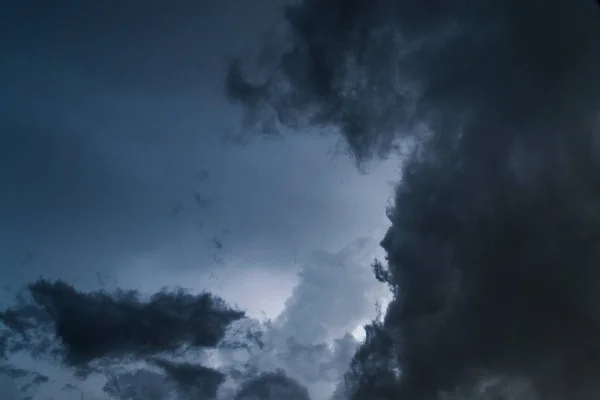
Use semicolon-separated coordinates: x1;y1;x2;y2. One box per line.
228;0;600;399
0;280;252;399
0;265;369;399
0;280;243;366
4;0;600;399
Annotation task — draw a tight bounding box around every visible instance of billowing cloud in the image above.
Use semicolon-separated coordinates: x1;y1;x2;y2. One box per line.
275;237;387;344
227;0;600;162
214;239;387;400
228;0;600;399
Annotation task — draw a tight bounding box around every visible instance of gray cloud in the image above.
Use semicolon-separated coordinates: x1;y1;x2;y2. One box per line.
227;0;600;162
214;238;388;400
229;0;600;399
1;280;244;369
275;237;387;344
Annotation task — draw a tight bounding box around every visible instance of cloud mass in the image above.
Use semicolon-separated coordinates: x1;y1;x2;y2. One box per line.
228;0;600;399
4;0;600;399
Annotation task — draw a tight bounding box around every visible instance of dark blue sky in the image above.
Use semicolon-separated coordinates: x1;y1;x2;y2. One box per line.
0;0;396;288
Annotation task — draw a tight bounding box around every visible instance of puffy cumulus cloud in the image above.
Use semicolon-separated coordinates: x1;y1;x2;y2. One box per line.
214;239;387;400
275;237;388;344
228;0;600;399
224;332;356;395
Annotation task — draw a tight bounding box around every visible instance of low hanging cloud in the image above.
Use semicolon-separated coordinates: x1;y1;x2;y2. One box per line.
0;236;385;400
0;277;334;400
27;280;244;365
227;0;600;399
0;279;244;396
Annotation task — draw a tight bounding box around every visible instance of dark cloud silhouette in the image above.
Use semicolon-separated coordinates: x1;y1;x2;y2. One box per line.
226;0;600;159
229;0;600;399
1;280;244;369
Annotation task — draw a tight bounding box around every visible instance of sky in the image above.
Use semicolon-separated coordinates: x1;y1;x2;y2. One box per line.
0;1;397;399
6;1;599;400
0;0;396;300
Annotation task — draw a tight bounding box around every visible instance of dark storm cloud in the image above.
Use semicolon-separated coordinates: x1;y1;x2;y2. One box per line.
1;280;244;368
229;0;600;399
227;0;600;160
